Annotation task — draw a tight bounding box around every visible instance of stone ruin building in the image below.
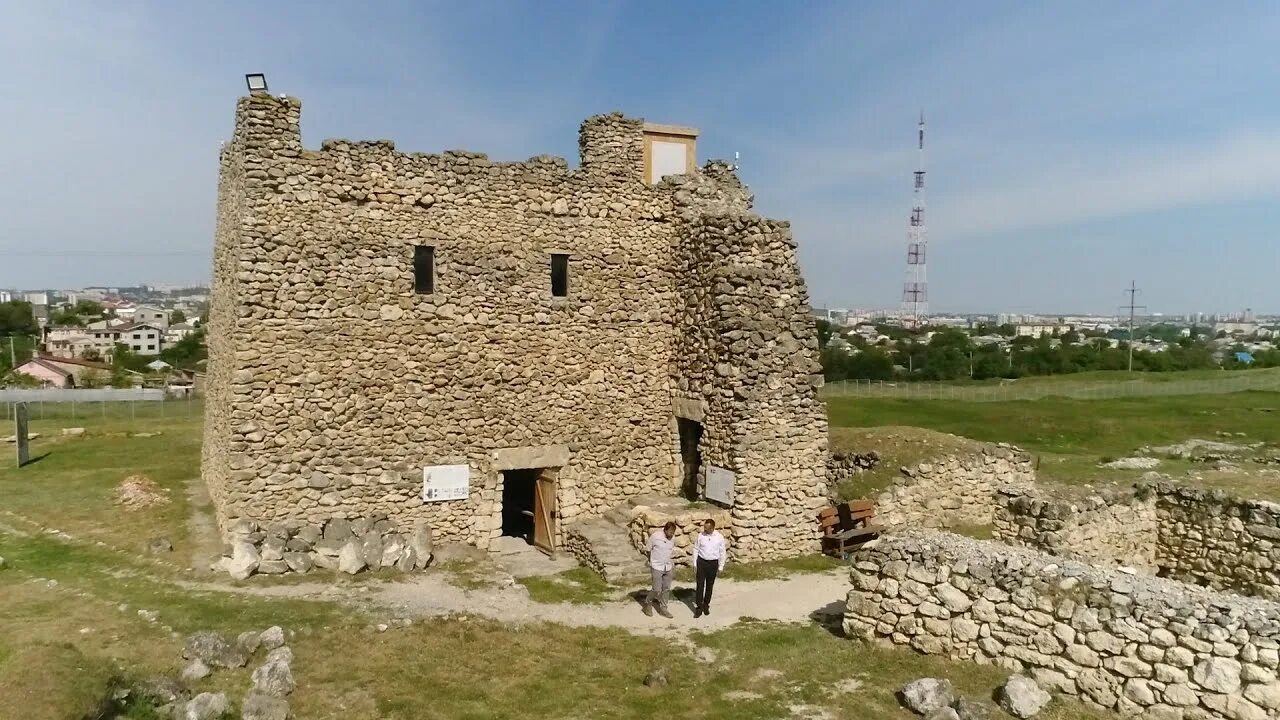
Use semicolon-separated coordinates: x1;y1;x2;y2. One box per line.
203;89;830;575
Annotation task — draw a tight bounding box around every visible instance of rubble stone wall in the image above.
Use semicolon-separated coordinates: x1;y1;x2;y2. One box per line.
875;446;1036;530
844;531;1280;720
994;486;1159;573
1155;484;1280;601
204;94;828;568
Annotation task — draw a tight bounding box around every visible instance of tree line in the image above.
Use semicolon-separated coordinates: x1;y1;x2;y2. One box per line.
817;320;1267;382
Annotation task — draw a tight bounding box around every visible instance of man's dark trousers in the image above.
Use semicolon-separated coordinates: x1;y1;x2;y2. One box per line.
695;557;719;610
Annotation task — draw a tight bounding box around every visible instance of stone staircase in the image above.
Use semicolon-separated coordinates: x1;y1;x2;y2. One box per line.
564;505;649;585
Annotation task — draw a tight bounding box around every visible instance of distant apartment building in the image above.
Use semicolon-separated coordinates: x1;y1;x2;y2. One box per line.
0;290;11;303
42;320;166;359
1014;323;1073;338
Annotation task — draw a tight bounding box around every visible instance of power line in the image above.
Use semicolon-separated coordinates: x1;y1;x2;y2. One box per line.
1120;280;1147;372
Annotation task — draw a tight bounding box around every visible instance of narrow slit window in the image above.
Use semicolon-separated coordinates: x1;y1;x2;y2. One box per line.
550;253;569;298
413;245;435;294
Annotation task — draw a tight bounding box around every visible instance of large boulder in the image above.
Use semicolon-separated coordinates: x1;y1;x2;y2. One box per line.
998;675;1051;718
411;522;434;569
182;692;229;720
259;626;286;650
901;678;955;715
236;630;262;656
226;542;261;581
181;659;211;682
251;659;295;697
338;541;367;574
183;632;247;669
241;693;289;720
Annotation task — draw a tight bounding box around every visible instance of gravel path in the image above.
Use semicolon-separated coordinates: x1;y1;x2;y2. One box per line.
367;569;850;638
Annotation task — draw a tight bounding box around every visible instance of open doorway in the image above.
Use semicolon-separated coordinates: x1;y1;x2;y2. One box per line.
677;417;704;500
500;468;558;555
501;469;538;543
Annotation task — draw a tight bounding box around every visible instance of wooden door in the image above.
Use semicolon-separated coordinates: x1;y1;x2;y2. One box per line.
532;470;557;556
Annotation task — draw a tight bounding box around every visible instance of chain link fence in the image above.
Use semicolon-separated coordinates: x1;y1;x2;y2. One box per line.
820;371;1280;402
1;390;203;423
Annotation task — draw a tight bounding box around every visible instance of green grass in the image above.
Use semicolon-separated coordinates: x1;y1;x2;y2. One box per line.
0;413;200;552
828;391;1280;499
0;399;1135;719
517;566;615;604
0;642;121;720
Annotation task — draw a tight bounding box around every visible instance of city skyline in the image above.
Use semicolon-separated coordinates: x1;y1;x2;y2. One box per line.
3;3;1280;314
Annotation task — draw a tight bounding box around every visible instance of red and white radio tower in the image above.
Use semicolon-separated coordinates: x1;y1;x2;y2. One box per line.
901;111;928;327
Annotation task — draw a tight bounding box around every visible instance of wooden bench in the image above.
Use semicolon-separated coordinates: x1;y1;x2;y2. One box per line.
818;500;885;558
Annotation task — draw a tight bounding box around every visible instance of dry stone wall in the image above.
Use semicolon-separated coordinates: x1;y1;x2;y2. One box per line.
875;445;1035;530
845;531;1280;720
626;499;733;568
204;94;828;570
994;486;1158;573
1155;484;1280;601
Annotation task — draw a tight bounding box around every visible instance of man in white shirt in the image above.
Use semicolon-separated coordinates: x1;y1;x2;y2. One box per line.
643;521;678;618
693;518;727;618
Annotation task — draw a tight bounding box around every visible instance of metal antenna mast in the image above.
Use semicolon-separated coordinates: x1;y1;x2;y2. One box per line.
901;110;928;327
1121;280;1146;372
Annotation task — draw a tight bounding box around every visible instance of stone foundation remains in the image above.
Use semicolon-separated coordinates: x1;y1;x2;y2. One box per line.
1155;484;1280;601
844;531;1280;720
994;485;1158;573
204;92;829;573
875;445;1035;530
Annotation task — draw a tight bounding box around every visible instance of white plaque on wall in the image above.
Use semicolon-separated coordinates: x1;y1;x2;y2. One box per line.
423;464;470;503
705;466;736;506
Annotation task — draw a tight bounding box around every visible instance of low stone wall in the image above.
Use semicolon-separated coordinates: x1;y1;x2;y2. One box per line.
627;498;732;568
844;531;1280;720
876;445;1035;530
216;515;433;579
1155;484;1280;601
994;486;1158;573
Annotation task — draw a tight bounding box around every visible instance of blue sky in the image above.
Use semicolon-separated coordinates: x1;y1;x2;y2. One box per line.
2;1;1278;315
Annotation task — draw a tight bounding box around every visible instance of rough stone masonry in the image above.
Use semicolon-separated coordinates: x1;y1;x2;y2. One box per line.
203;92;830;568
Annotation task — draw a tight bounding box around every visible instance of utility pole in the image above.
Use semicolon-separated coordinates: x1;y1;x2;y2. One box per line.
6;336;14;369
1121;281;1146;373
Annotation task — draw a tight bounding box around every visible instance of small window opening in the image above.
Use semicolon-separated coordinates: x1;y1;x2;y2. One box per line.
550;254;569;298
414;246;435;294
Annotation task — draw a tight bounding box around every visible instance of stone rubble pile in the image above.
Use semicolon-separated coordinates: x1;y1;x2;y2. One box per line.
827;449;881;485
214;516;433;579
172;625;296;720
846;531;1280;720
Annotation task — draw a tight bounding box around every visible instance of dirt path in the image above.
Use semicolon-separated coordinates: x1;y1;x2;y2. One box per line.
187;567;851;640
371;569;851;638
184;472;223;574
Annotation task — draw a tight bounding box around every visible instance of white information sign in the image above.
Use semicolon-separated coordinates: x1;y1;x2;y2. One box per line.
705;465;736;506
423;464;470;503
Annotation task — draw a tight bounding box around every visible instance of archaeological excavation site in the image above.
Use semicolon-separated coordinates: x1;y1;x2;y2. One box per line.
204;91;829;579
197;89;1280;720
838;437;1280;720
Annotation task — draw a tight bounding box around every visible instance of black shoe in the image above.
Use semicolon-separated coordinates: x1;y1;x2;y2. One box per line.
642;603;653;617
703;605;711;616
693;606;703;618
